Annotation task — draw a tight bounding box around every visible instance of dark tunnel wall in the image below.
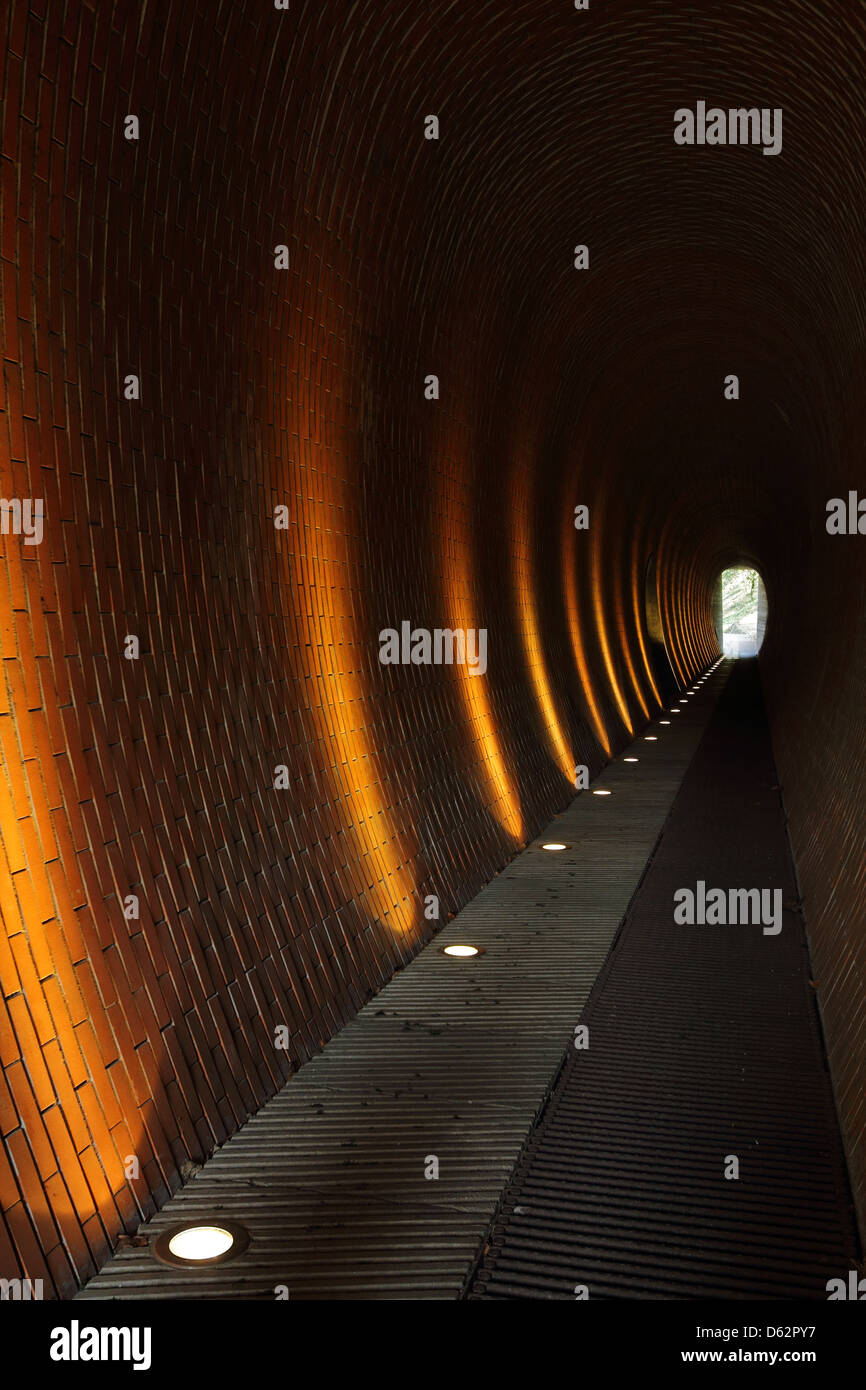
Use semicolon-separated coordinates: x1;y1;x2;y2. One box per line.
0;0;864;1295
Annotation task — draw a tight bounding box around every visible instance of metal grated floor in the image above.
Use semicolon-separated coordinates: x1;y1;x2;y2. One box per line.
77;668;727;1298
469;660;860;1300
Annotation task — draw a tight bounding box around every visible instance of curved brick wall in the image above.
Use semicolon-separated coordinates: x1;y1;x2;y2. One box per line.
0;0;863;1295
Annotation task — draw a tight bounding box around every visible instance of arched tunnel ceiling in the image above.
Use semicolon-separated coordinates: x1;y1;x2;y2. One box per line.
261;0;864;598
1;0;865;1296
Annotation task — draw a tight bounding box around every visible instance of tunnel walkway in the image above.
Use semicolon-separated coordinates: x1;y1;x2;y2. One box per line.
76;660;858;1301
471;660;860;1299
78;666;730;1298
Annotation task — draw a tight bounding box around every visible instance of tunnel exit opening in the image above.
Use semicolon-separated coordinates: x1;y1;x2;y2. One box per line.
713;567;768;658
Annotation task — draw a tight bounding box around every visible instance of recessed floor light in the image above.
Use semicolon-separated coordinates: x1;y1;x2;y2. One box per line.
623;757;638;762
541;842;568;851
170;1226;232;1260
660;719;671;725
154;1221;250;1267
442;944;481;957
592;789;612;796
644;735;657;741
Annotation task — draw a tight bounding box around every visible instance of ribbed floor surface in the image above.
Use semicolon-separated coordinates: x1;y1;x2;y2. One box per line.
78;668;727;1298
470;660;860;1300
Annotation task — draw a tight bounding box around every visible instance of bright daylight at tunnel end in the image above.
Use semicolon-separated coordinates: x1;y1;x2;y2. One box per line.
1;0;865;1367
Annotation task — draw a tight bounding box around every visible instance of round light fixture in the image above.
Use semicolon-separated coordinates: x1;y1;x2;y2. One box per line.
644;735;657;741
170;1226;233;1261
442;944;480;957
660;719;671;725
541;842;568;851
592;789;612;796
623;757;638;762
153;1220;250;1267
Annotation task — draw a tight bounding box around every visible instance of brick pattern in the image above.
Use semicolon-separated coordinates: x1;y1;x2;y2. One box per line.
762;501;866;1242
1;0;861;1297
0;0;705;1297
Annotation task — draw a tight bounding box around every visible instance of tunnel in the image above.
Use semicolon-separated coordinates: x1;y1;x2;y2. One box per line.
1;0;865;1318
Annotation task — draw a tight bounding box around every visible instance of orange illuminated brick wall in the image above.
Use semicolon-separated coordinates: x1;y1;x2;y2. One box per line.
3;0;864;1295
